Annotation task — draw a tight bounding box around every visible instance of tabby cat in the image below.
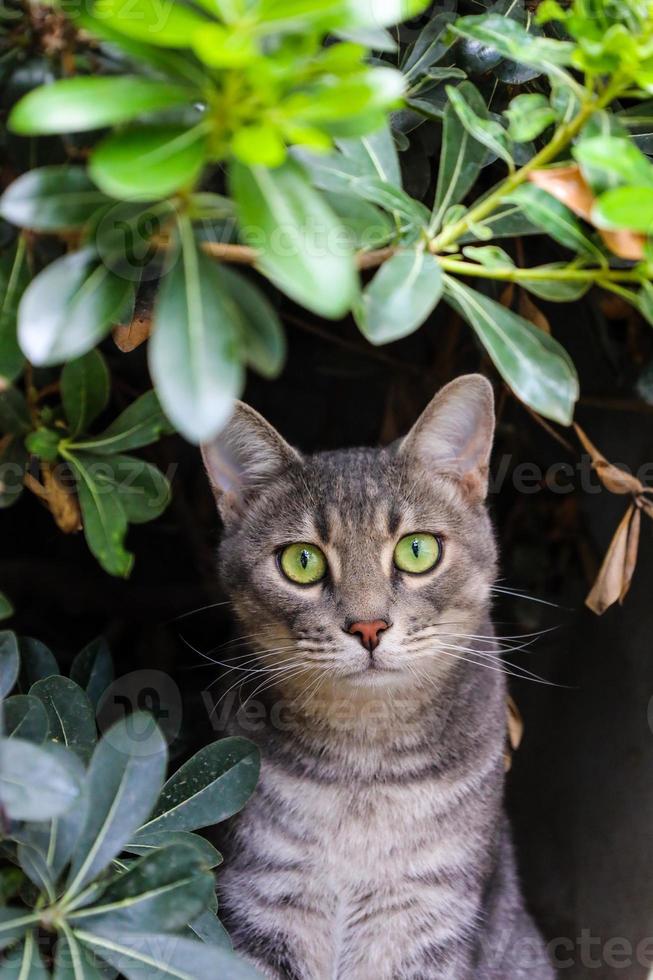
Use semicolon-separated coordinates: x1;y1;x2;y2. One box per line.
202;375;554;980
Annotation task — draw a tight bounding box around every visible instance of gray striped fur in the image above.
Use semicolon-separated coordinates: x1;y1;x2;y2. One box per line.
203;376;554;980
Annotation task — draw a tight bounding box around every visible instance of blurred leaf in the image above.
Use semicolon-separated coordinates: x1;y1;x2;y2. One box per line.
62;350;110;439
150;222;244;442
52;929;106;980
76;928;263;980
30;675;96;762
443;276;578;425
90;126;207;202
72;390;174;455
0;238;28;385
9;77;195;135
124;830;222;869
507;184;604;261
0;168;110;231
573;135;653;191
18;636;59;690
0;387;30;435
0;909;39;953
462;245;514;270
505;94;557;142
70;637;115;710
18;249;134;366
188;909;232;948
0;932;48;977
0;738;81;821
520;266;590;302
232;124;286;167
230;158;357;319
325;193;394;249
0;592;13;621
445;83;513;169
17;841;55;896
65;713;167;898
349;177;429;227
1;438;28;509
592;186;653;233
98;0;210;47
451;14;574;69
0;630;19;698
3;695;49;742
65;451;134;578
138;736;260;835
70;843;214;932
218;265;285;379
355;249;443;345
337;125;401;186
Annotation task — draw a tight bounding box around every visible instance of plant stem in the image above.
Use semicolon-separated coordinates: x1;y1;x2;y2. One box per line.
428;77;627;255
437;258;643;285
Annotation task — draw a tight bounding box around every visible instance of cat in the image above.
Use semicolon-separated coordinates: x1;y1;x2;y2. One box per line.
202;374;554;980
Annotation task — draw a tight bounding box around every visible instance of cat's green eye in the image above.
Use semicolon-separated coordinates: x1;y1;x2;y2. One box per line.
279;542;327;585
394;533;441;575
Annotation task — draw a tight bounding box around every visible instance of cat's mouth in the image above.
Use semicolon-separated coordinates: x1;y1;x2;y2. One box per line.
346;663;403;680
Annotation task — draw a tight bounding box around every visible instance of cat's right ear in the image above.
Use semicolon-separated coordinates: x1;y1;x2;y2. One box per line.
201;402;300;522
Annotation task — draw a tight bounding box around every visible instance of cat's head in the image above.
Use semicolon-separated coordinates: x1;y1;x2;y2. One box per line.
203;375;497;702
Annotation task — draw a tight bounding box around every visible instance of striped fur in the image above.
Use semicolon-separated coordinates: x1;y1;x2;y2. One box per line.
204;377;553;980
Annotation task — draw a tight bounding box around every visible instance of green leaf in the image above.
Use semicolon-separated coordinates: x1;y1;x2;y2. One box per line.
432;92;488;232
507;184;604;261
18;636;59;690
98;0;210;47
230;159;357;319
520;266;590;302
61;350;110;438
218;266;285;379
77;928;263;980
149;222;244;443
124;830;222;869
0;592;13;621
9;77;195;135
0;168;110;231
451;14;574;69
0;387;30;435
336;125;401;186
573;136;653;192
70;637;115;711
101;454;171;525
0;738;82;821
0;631;19;698
402;11;457;80
30;675;97;762
52;928;106;980
445;83;513;170
138;736;260;835
188;909;232;948
232;124;286;167
0;238;28;385
70;843;214;932
462;245;514;270
17;840;55;896
325;193;395;250
71;390;174;455
90;126;207;202
349;177;429;228
25;427;60;462
459;202;539;242
65;451;134;578
443;276;578;425
504;94;557;142
3;695;49;742
65;712;167;899
355;249;443;345
0;932;48;977
257;0;428;31
591;186;653;233
18;248;134;366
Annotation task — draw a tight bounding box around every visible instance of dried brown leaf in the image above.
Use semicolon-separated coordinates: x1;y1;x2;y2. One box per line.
518;290;551;333
585;504;640;614
41;462;81;533
113;312;152;353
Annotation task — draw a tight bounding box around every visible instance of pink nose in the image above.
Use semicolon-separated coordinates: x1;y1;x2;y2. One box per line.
348;619;390;652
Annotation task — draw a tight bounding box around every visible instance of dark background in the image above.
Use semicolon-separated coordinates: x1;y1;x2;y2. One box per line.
4;270;653;978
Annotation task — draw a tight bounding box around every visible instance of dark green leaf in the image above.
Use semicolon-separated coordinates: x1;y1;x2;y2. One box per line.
65;452;133;578
445;83;513;169
77;928;263;980
18;636;59;690
71;390;174;455
402;12;457;80
0;386;30;435
0;168;110;231
70;843;214;932
139;737;260;835
591;186;653;233
52;929;106;980
0;630;19;698
355;249;443;345
61;350;110;438
90;126;208;202
9;77;195;135
507;184;604;261
443;275;578;425
124;830;222;869
17;841;55;896
65;712;167;899
70;637;114;711
30;675;96;762
0;592;13;621
3;695;49;742
325;193;395;250
218;266;286;379
188;909;232;948
149;223;244;442
18;248;134;366
0;737;81;821
230;159;358;319
459;202;539;242
0;915;40;955
451;14;574;68
101;454;171;525
0;238;28;384
0;932;48;976
432;92;488;232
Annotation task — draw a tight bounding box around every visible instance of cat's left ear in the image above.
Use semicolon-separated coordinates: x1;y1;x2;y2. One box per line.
397;374;495;500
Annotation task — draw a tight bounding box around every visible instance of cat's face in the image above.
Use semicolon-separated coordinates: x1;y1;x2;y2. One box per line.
204;375;497;699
